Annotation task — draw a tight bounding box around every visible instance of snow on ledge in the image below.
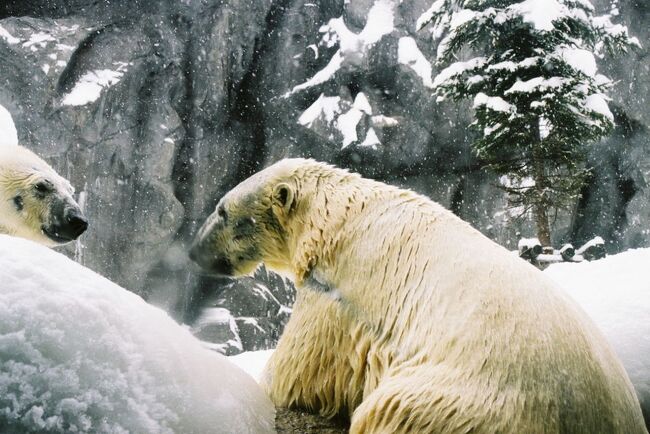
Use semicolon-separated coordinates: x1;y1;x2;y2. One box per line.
298;94;343;127
398;37;434;88
286;0;395;96
62;64;128;106
0;25;19;44
0;104;18;146
338;93;373;149
0;235;274;433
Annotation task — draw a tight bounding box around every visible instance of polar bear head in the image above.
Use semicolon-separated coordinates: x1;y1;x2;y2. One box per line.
0;145;88;246
189;158;345;279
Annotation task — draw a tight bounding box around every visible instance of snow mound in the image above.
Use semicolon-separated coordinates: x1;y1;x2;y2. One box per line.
0;235;274;434
230;350;275;384
0;104;18;146
545;248;650;414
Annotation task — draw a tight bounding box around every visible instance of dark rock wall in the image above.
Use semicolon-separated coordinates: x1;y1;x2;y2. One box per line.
0;0;647;335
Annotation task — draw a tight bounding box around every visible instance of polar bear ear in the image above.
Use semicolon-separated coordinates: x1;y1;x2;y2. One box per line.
272;182;295;215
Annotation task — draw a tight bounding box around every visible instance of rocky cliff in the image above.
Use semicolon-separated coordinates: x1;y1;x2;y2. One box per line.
0;0;647;351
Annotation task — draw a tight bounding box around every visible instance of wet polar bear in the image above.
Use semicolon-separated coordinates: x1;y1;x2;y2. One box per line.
0;145;88;246
190;159;647;434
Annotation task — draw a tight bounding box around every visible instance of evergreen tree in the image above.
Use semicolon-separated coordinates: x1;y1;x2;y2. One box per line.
419;0;639;246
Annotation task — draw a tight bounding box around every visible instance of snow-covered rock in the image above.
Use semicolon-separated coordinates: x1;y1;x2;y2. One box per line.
545;248;650;419
0;235;274;434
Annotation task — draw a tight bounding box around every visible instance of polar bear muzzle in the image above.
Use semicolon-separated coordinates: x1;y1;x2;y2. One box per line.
41;201;88;244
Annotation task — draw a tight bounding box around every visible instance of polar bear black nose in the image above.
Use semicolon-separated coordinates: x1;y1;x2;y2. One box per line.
57;210;88;240
66;212;89;238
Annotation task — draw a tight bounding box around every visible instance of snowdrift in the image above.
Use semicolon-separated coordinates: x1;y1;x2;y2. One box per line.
0;235;274;434
546;249;650;419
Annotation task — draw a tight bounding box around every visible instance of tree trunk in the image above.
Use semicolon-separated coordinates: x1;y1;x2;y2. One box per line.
531;138;551;247
533;200;551;246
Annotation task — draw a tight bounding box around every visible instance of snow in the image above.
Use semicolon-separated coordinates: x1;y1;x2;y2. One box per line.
0;235;274;434
545;248;650;411
585;93;614;120
508;0;567;31
371;115;399;127
288;0;395;95
398;37;434;88
557;47;597;77
0;25;19;44
473;93;514;113
416;0;445;31
338;107;365;148
62;67;127;106
505;77;566;94
359;127;380;149
433;57;486;90
288;51;344;95
518;237;541;250
357;0;395;46
576;235;605;254
0;104;18;146
338;93;372;149
23;32;55;50
229;350;275;384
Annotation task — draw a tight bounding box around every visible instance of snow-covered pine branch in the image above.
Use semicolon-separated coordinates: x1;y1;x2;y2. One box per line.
419;0;638;246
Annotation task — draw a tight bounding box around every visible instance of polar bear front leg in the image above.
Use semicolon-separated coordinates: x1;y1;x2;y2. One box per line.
349;366;520;434
262;288;370;419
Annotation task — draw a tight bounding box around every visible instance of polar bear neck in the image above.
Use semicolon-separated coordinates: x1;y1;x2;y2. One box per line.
0;223;16;236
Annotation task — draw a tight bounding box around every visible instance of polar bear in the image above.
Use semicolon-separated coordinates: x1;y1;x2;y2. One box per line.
0;145;87;246
190;159;647;434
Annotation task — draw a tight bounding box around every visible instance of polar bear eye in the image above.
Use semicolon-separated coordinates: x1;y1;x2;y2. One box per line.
234;217;255;231
13;196;24;211
34;181;53;195
217;206;227;222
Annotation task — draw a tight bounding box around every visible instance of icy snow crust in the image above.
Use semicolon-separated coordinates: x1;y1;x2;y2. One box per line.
0;235;274;434
545;249;650;411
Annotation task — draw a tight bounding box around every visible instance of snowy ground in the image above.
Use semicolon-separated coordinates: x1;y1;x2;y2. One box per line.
0;235;274;434
545;249;650;415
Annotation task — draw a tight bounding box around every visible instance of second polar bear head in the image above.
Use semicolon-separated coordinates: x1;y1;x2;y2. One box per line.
189;158;339;278
0;145;88;246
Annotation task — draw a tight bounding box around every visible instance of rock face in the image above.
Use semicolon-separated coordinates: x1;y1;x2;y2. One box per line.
0;0;648;352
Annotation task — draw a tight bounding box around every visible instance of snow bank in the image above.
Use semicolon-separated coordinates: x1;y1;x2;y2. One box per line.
0;104;18;146
0;235;274;434
545;249;650;413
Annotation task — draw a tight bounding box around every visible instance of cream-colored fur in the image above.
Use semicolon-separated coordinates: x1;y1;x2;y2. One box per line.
194;159;647;433
0;145;79;246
